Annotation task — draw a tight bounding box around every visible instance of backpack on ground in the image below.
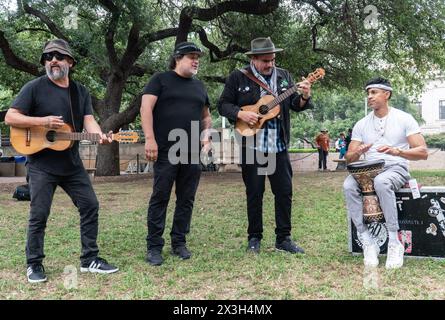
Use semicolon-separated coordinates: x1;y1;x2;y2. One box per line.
13;184;31;201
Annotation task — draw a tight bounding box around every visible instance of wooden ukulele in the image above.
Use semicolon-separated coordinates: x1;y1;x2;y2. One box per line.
10;123;139;155
235;68;325;136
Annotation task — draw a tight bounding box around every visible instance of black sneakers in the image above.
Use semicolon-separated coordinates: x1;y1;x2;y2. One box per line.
26;264;47;283
146;249;163;266
80;257;119;274
246;237;261;254
275;237;305;254
172;246;192;260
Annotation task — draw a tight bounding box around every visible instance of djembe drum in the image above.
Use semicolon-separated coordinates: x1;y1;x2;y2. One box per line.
347;159;385;223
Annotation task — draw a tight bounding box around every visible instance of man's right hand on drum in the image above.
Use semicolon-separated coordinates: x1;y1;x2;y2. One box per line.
357;143;372;156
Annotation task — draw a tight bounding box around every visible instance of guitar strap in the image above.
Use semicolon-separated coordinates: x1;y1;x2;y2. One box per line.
239;68;277;97
68;79;83;132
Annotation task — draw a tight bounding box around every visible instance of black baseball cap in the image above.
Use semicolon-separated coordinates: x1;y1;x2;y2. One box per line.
173;42;204;56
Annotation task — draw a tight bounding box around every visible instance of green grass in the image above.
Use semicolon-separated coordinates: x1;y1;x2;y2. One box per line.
1;171;445;299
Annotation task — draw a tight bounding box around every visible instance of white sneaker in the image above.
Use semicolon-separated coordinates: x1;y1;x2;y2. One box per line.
386;241;405;269
362;242;380;267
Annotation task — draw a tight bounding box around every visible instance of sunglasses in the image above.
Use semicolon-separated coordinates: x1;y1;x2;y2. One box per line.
42;52;67;62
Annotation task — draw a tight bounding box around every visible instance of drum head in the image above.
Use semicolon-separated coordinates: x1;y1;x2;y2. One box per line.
347;159;385;171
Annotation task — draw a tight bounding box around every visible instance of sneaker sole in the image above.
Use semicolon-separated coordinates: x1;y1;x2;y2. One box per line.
385;263;403;269
80;267;119;274
27;277;47;283
275;248;304;254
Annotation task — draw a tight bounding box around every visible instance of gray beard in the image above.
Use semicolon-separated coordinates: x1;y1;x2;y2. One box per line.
46;64;69;81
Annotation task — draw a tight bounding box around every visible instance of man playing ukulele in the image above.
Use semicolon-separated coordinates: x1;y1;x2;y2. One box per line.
5;39;118;283
217;37;314;255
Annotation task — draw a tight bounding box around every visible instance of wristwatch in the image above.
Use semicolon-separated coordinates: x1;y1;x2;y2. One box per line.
395;148;403;157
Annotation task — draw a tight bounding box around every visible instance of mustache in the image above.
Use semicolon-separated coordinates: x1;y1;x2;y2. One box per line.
45;63;69;80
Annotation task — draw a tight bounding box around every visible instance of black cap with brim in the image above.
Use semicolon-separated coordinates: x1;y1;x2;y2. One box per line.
173;42;204;57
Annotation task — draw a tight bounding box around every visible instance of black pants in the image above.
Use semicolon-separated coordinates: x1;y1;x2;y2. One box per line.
318;149;328;170
26;165;99;266
146;155;201;251
240;150;293;243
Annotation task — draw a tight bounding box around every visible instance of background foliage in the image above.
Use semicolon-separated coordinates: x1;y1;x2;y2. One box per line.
1;0;444;172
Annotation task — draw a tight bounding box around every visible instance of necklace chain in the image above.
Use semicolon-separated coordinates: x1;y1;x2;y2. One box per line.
372;107;391;138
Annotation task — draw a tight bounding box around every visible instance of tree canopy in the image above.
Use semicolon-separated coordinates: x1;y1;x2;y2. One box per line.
1;0;444;174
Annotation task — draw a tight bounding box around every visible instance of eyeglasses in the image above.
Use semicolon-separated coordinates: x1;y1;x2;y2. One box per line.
42;52;67;62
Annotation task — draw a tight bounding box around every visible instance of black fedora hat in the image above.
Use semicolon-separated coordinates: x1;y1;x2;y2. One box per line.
245;37;283;56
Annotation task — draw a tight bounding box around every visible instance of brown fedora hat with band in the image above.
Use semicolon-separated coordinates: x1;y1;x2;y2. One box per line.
245;37;283;56
40;39;77;66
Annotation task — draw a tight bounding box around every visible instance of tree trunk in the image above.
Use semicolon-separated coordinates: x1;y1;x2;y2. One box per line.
94;74;126;176
96;142;120;176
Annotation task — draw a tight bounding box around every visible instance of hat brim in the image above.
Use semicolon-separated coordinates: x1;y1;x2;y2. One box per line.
245;48;283;56
40;46;77;66
182;51;204;57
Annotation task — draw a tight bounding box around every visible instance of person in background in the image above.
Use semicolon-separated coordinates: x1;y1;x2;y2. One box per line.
336;132;347;159
345;128;353;152
315;129;330;171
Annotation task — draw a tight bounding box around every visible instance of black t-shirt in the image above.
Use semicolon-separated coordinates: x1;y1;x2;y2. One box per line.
11;76;93;175
143;71;210;153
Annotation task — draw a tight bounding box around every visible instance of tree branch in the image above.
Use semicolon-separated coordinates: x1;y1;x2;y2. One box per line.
99;0;120;68
194;26;248;62
21;3;91;58
299;0;330;17
128;64;155;77
102;94;143;131
176;0;280;43
119;23;141;73
22;3;68;41
311;23;333;54
16;27;51;34
140;27;179;45
0;30;41;76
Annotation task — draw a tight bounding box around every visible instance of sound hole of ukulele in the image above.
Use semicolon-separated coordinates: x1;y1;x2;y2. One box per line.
46;130;57;142
259;105;269;115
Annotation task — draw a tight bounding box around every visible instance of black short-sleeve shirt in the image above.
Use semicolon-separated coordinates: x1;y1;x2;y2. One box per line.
11;76;93;175
143;71;210;153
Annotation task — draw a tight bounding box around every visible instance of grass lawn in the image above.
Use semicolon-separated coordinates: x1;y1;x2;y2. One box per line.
1;170;444;300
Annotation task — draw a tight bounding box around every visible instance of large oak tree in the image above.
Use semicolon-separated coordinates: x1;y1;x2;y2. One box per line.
1;0;444;175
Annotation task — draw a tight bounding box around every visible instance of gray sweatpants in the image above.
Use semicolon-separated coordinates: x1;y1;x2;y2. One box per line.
343;164;410;233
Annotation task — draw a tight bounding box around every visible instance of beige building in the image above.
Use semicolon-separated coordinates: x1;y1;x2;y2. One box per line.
420;77;445;135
